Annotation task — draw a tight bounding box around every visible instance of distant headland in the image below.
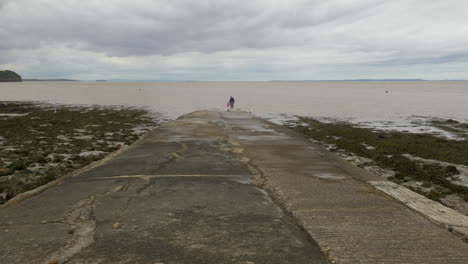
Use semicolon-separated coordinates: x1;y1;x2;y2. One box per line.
270;79;465;81
0;70;22;82
23;79;78;82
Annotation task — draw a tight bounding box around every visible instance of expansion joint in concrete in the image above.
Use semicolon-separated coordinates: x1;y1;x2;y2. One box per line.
243;158;333;263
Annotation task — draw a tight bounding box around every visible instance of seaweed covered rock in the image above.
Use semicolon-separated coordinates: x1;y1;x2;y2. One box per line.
0;168;13;176
0;70;22;82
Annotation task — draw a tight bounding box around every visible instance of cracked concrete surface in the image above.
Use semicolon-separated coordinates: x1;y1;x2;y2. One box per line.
1;110;468;264
0;110;327;264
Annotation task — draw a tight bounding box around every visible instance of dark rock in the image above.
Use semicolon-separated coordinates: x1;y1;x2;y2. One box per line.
377;134;386;139
7;160;26;171
445;165;459;175
421;182;432;188
391;178;404;184
0;177;9;184
437;187;452;195
0;168;13;176
445;119;459;124
33;154;47;164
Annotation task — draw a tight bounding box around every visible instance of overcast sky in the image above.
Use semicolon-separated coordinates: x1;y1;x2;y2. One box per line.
1;0;468;80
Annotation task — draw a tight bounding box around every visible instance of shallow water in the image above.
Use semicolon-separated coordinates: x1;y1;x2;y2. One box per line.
1;81;467;129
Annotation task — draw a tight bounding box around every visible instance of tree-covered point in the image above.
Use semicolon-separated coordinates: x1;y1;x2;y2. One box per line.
0;70;22;82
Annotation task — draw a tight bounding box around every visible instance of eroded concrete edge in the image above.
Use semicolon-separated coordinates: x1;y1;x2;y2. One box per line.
251;115;468;243
245;159;338;263
370;181;468;240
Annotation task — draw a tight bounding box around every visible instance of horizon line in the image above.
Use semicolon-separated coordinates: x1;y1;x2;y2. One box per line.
22;78;468;82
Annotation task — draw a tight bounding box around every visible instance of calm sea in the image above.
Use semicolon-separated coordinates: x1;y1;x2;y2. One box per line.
1;81;467;130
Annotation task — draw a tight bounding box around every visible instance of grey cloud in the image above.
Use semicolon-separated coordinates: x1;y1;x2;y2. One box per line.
0;0;389;56
1;0;468;80
278;0;386;28
0;0;9;9
369;51;468;67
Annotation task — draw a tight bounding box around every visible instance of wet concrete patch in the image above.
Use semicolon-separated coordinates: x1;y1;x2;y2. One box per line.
315;173;346;181
236;134;290;141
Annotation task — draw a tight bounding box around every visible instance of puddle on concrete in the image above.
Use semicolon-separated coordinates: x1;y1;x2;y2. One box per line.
227;174;251;184
239;124;276;133
315;173;346;180
221;112;253;119
187;120;210;125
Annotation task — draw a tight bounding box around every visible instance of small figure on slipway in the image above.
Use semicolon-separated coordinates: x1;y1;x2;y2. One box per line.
229;96;235;109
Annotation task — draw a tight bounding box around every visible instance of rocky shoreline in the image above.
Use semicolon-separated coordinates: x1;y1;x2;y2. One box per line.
0;102;159;204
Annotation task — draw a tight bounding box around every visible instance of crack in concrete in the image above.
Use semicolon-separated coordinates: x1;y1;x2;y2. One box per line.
169;141;188;159
43;184;130;264
137;141;187;175
136;179;156;194
44;196;97;264
106;183;130;194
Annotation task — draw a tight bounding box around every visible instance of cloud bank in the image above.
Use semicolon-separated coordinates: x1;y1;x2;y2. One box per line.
1;0;468;80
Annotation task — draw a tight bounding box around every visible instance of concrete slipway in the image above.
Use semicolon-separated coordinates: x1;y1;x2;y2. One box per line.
1;110;468;264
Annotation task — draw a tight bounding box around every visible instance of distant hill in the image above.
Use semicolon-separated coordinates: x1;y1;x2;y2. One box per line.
343;79;425;82
0;70;22;82
23;79;78;82
272;79;426;82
